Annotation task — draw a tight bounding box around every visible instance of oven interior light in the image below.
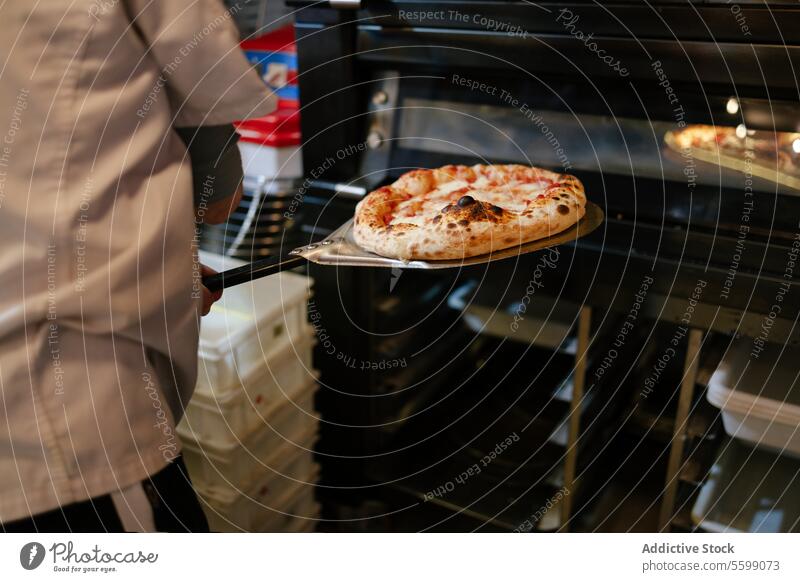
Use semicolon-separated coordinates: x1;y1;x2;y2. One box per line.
726;97;740;115
793;139;800;154
735;124;747;139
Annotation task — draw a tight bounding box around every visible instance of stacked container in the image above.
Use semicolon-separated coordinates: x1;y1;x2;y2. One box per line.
706;338;800;457
236;24;302;181
691;439;800;533
694;336;800;532
178;252;320;532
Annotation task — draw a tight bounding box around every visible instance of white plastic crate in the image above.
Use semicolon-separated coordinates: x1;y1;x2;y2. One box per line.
692;439;800;533
201;459;320;532
707;337;800;457
259;487;320;533
180;334;317;446
197;251;312;398
181;385;319;492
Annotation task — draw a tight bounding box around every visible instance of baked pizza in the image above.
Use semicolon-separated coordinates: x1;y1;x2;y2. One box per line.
352;164;586;260
665;125;800;188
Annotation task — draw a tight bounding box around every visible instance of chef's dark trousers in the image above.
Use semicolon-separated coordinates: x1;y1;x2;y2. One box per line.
1;456;209;533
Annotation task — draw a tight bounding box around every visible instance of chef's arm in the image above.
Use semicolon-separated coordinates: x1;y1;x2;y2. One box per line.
122;1;275;222
175;124;244;225
122;0;273;222
122;1;276;127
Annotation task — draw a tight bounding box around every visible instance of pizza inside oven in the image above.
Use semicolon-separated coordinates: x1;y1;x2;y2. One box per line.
353;164;586;260
668;125;800;175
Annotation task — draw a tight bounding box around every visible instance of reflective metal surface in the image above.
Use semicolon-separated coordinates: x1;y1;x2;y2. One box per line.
296;201;604;269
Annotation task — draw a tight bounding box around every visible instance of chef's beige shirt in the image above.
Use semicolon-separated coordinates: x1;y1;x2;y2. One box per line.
0;0;275;522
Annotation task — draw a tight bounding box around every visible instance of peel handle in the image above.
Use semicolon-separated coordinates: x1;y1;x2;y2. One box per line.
202;254;306;292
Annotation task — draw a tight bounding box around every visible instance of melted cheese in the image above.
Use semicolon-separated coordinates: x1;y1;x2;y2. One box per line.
389;175;552;226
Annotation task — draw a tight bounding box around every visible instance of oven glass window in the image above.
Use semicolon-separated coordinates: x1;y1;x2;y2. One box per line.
396;97;800;195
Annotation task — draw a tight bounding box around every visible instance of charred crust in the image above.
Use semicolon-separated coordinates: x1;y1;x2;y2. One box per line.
436;200;508;225
447;222;456;229
457;195;475;207
557;204;570;215
432;215;442;223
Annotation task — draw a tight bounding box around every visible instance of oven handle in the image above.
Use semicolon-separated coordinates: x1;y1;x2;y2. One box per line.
329;0;361;8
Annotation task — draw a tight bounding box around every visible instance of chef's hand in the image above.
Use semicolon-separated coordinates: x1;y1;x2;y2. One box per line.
200;264;223;316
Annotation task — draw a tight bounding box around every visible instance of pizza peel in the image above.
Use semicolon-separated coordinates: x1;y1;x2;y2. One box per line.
203;201;604;291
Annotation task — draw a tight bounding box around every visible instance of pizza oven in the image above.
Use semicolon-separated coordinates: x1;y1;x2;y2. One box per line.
282;0;800;532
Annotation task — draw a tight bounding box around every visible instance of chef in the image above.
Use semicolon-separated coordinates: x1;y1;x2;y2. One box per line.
0;1;274;531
